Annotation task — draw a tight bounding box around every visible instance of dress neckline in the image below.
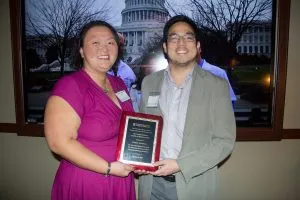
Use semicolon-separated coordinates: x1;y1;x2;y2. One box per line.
80;69;123;111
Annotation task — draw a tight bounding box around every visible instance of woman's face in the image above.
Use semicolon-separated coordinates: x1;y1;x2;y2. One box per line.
80;26;118;74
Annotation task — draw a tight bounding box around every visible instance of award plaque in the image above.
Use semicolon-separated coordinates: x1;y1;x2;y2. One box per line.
116;111;163;171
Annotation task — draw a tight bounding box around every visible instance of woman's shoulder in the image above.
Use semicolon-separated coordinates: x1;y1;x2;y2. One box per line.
53;70;89;92
50;70;89;117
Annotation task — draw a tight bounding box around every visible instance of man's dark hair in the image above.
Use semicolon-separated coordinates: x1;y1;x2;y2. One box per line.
162;15;200;59
73;20;122;75
162;15;200;43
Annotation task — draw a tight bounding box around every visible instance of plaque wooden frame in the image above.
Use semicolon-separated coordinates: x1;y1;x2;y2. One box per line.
116;111;163;171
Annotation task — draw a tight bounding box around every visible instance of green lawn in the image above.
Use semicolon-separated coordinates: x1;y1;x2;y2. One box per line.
231;64;270;83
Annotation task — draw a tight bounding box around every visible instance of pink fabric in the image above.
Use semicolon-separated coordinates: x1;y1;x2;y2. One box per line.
50;69;136;200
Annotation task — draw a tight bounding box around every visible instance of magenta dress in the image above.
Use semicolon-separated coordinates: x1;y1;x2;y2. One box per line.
50;69;136;200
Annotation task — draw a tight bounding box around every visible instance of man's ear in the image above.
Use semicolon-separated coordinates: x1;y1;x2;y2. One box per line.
163;42;167;54
197;41;201;52
79;48;84;58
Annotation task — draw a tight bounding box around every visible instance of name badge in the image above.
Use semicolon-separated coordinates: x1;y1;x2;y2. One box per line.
147;95;159;107
116;90;130;102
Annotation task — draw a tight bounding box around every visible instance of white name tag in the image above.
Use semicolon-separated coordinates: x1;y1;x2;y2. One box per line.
147;95;159;107
116;90;130;102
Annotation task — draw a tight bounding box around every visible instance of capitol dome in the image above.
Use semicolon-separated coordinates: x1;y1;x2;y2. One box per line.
116;0;169;63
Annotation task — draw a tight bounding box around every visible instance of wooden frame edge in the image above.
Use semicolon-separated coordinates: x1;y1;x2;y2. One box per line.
282;129;300;139
0;123;17;133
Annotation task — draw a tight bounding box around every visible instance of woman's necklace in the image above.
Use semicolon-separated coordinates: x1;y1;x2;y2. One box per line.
103;77;110;93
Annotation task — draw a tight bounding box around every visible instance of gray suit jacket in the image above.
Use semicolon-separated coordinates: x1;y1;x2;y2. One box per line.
138;66;236;200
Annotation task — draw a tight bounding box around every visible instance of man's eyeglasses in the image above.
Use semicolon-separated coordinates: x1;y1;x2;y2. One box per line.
167;33;196;43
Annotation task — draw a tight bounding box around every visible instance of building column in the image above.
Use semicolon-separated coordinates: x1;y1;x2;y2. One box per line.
130;32;133;46
135;31;137;47
141;31;144;45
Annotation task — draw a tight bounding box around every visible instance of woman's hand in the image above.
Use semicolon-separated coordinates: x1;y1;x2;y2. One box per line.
110;161;135;177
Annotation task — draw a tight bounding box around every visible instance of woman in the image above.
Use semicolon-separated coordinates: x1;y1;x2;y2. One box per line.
44;20;136;200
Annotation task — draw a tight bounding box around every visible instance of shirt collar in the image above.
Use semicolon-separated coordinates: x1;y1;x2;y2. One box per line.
164;65;194;88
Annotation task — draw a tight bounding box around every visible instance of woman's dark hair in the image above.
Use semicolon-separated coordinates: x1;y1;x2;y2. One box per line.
73;20;122;75
162;15;200;59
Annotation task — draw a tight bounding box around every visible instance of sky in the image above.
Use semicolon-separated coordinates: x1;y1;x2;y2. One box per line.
95;0;188;26
25;0;190;35
26;0;272;34
94;0;125;26
95;0;272;27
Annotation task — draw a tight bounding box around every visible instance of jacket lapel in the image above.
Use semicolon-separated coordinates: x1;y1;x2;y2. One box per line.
181;67;206;145
145;71;164;116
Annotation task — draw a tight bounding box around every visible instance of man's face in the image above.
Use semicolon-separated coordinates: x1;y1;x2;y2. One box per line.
163;22;200;68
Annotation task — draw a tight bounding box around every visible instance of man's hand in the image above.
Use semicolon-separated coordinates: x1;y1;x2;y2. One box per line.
134;169;151;175
150;159;180;176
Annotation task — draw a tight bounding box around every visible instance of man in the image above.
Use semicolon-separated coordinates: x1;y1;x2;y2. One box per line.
198;56;237;104
138;15;236;200
108;33;136;91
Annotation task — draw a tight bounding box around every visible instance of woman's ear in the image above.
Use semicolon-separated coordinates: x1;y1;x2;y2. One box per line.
80;48;84;58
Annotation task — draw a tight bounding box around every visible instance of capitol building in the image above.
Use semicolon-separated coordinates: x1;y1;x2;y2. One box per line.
236;21;272;58
116;0;169;63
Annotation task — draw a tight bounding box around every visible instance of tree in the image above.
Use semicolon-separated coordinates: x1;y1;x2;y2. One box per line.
164;0;272;63
25;49;42;70
188;0;272;58
26;0;111;75
45;45;59;64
